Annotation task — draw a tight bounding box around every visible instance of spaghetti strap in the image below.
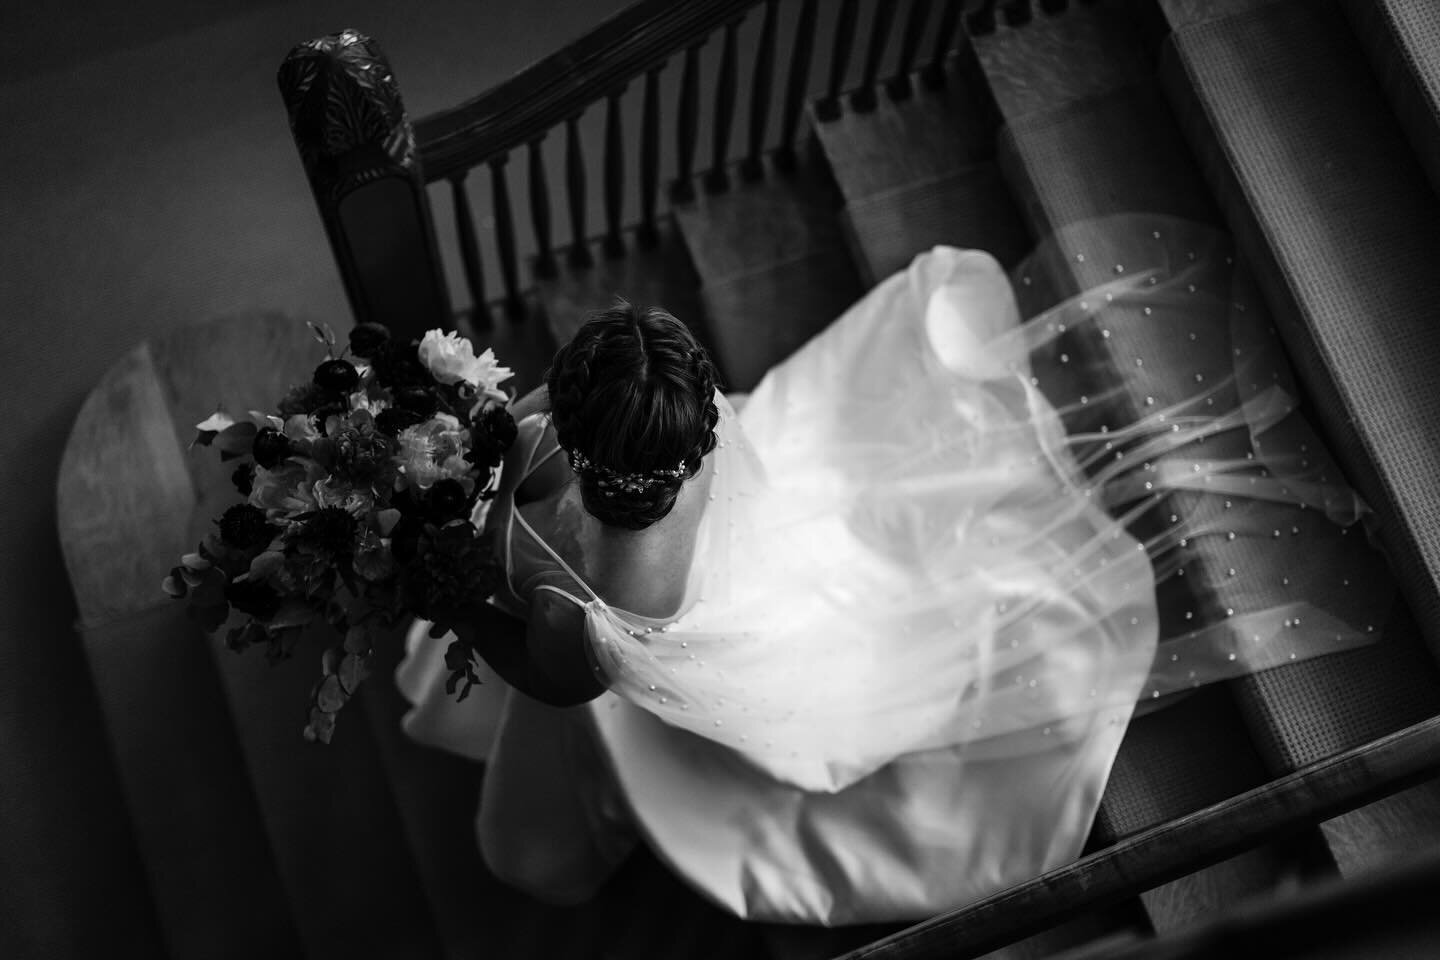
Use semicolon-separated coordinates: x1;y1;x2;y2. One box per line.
512;511;604;606
533;583;591;609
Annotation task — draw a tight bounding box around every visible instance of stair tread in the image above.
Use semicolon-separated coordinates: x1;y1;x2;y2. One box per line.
1163;0;1440;876
696;246;862;392
978;8;1335;932
136;316;444;958
810;56;994;205
841;163;1030;286
1164;2;1440;663
672;162;847;282
672;162;862;391
999;84;1220;235
971;1;1154;121
1097;687;1314;929
532;219;706;350
1340;0;1440;198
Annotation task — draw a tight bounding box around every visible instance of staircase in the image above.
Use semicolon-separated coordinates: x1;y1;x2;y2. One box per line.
60;1;1440;958
518;0;1440;954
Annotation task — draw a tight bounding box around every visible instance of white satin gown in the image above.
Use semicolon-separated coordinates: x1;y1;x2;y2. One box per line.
396;220;1390;925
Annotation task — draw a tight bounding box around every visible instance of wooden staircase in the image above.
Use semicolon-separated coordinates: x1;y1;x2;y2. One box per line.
57;0;1440;957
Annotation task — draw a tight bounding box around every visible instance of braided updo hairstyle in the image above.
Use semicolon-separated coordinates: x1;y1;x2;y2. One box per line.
547;300;720;530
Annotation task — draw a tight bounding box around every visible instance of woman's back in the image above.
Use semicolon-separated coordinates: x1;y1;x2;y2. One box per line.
506;415;713;624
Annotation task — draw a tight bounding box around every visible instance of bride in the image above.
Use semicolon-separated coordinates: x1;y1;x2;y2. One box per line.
396;216;1391;925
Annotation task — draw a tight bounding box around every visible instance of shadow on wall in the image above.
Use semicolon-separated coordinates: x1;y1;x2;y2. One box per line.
0;1;623;955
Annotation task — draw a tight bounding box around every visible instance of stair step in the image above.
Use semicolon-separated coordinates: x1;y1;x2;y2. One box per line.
978;4;1344;933
971;0;1154;120
999;84;1220;235
137;316;444;958
1094;686;1328;929
1161;0;1440;643
1157;0;1283;28
532;219;707;357
672;157;862;392
357;630;500;960
812;54;1027;285
811;55;993;203
841;165;1030;286
1339;0;1440;199
1161;0;1440;875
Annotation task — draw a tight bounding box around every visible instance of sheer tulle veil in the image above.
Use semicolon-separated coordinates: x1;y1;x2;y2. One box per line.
576;213;1394;794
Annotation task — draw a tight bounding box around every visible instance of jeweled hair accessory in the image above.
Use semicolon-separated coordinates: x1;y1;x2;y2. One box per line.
568;448;687;496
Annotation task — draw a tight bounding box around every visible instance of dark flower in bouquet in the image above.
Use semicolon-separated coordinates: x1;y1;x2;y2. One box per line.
163;323;516;743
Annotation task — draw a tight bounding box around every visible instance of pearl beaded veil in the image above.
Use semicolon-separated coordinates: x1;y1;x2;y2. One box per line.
567;218;1392;796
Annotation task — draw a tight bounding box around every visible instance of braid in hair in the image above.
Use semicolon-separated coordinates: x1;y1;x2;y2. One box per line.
547;300;720;530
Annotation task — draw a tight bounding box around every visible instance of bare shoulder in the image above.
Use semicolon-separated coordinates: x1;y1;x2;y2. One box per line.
584;466;712;620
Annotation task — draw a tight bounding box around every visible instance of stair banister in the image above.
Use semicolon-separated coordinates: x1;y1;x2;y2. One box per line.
834;715;1440;960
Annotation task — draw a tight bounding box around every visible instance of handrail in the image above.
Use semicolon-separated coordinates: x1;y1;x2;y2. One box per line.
836;713;1440;959
414;0;760;182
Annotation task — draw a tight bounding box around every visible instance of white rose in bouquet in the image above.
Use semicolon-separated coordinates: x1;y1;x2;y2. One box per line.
418;329;514;399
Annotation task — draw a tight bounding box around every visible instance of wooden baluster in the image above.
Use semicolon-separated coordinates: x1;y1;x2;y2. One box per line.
851;0;897;112
449;172;486;322
638;63;663;247
527;137;556;279
671;42;703;204
774;0;818;171
705;18;742;194
603;85;627;258
489;154;523;318
565;113;593;268
1003;0;1034;26
922;0;964;87
815;0;859;121
967;0;999;35
741;0;779;182
887;0;932;100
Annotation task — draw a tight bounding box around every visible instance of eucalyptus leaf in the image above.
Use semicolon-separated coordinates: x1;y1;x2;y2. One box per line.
270;601;316;630
339;653;370;693
374;508;402;537
215;421;259;457
344;621;372;655
249;550;286;580
321;644;342;677
305;707;336;744
162;570;186;598
315;674;347;712
180;552;212;571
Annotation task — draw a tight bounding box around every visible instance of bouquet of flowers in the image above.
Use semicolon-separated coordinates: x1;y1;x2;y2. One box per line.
163;321;517;743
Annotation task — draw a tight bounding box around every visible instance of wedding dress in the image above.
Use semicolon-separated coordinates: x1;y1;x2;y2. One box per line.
396;216;1392;924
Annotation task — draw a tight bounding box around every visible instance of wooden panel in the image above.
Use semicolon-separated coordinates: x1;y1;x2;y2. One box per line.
57;342;195;628
80;605;303;958
58;341;301;956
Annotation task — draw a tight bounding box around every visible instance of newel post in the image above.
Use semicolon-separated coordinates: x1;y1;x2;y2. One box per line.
278;30;452;340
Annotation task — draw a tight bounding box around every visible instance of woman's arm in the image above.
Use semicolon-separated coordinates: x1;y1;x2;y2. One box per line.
507;384;549;424
443;593;604;708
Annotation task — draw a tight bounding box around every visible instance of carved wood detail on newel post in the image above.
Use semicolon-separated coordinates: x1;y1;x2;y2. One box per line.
279;30;452;340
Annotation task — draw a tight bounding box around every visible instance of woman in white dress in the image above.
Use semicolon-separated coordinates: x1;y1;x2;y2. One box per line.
397;217;1391;925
